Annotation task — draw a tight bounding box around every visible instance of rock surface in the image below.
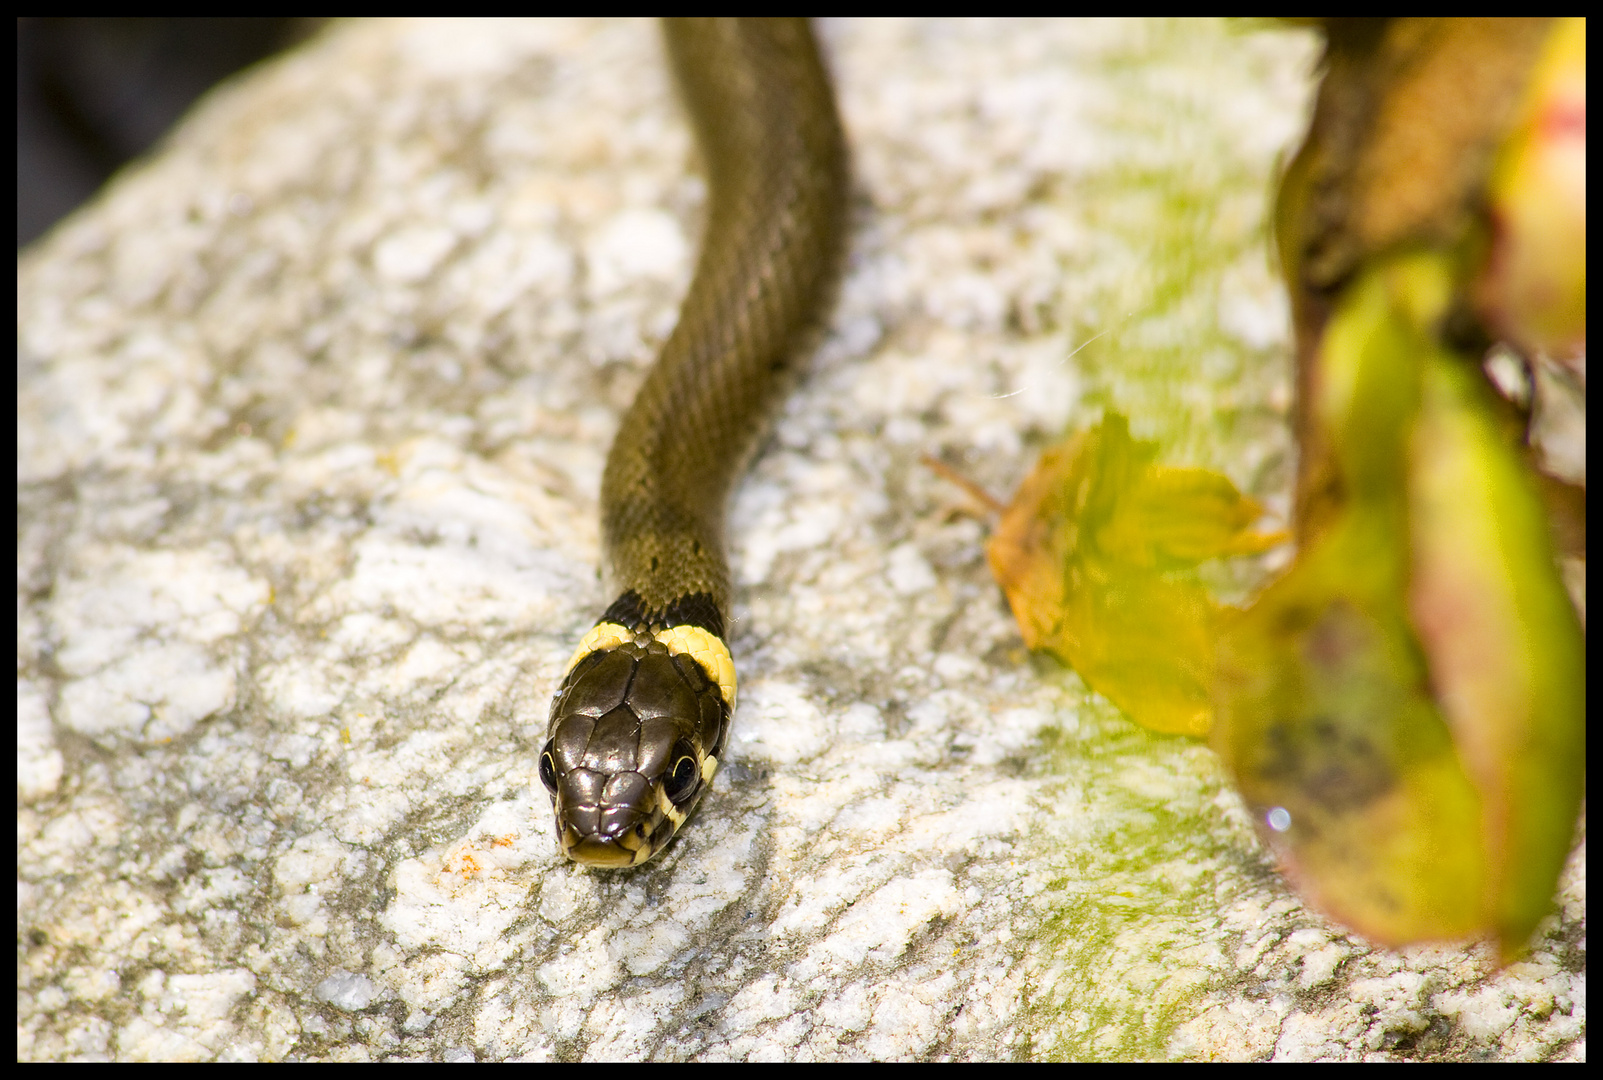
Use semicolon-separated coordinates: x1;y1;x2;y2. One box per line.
17;17;1584;1061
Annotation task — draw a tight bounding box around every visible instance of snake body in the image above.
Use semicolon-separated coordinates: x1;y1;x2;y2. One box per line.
538;18;848;866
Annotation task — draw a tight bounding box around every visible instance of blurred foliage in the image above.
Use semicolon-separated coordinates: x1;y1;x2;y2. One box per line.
991;17;1584;959
1473;17;1586;359
1213;252;1585;956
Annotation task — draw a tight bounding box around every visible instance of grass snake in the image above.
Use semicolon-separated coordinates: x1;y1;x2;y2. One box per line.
538;18;849;866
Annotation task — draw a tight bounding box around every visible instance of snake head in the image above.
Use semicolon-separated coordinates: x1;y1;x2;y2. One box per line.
540;622;733;867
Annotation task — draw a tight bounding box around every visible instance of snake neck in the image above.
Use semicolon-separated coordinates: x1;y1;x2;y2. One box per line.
599;16;848;616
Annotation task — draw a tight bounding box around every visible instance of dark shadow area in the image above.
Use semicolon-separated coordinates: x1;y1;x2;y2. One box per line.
18;17;318;248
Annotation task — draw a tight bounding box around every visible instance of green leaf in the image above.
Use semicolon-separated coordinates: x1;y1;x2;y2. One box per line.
1408;345;1586;958
1213;252;1586;955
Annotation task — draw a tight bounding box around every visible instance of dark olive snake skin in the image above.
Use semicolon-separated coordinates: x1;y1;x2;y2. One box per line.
538;18;849;866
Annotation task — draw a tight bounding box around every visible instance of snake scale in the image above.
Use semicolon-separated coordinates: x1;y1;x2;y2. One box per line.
537;18;849;866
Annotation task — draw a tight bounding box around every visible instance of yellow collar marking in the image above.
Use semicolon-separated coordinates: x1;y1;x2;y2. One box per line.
565;621;737;711
565;622;632;673
653;625;737;711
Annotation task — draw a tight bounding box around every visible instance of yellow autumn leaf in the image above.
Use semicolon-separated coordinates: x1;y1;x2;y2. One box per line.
988;414;1285;737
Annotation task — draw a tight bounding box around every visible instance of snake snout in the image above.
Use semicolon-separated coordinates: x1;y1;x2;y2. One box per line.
545;763;666;867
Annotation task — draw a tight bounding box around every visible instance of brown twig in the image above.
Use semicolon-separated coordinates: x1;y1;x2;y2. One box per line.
919;452;1007;517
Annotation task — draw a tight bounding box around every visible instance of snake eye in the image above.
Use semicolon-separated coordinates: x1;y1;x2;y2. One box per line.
663;752;700;804
538;744;559;794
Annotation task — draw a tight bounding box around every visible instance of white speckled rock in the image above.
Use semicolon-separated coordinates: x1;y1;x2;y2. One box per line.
17;17;1584;1063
